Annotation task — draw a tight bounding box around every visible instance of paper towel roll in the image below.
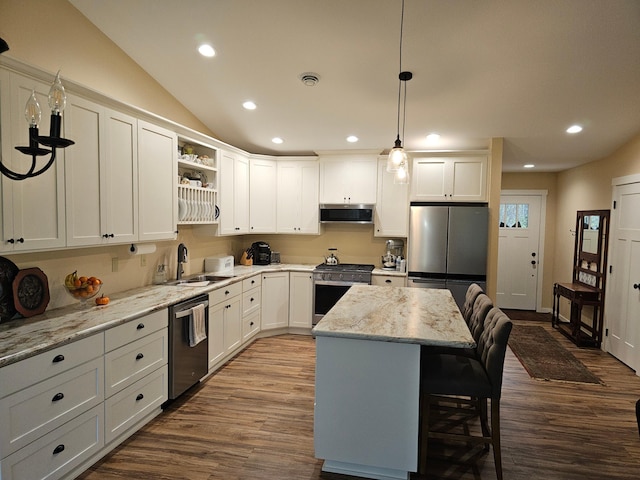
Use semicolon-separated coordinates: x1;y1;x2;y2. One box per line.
129;243;156;255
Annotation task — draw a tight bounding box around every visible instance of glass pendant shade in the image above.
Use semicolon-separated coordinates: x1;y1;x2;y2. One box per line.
394;161;409;185
387;136;407;172
24;90;41;127
48;70;66;114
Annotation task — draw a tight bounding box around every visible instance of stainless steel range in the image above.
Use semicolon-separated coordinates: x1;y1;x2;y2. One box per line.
312;263;374;325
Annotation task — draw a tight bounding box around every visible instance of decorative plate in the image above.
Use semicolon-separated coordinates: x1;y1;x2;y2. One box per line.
12;267;50;318
0;256;19;322
215;205;220;220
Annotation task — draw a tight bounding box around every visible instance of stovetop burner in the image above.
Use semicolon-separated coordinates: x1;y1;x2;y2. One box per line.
314;263;375;272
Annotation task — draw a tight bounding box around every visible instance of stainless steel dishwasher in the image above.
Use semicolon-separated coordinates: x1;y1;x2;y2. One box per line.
168;293;209;399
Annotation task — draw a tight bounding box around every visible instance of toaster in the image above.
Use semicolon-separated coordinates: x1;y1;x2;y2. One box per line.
204;255;234;273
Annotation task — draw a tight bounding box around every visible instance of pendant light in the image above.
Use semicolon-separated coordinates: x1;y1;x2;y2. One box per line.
387;0;411;185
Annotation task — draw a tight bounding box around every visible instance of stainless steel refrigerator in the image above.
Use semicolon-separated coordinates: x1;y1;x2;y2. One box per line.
407;203;489;309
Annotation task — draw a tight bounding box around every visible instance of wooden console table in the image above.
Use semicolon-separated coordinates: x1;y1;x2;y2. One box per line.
552;282;603;347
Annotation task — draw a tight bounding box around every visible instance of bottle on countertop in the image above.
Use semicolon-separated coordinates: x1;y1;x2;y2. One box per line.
396;256;401;271
400;258;406;273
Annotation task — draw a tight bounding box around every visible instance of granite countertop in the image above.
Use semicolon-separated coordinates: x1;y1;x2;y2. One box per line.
0;263;314;368
312;284;475;348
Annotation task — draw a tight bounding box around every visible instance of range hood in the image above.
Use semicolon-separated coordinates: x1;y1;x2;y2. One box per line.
319;204;375;224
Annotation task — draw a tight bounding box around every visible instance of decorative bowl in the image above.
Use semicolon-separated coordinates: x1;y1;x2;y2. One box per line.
65;280;102;302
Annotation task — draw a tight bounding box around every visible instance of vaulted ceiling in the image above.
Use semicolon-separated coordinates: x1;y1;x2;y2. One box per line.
70;0;640;172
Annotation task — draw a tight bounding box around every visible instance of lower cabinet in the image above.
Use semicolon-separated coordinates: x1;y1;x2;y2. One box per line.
242;274;262;343
208;282;243;370
372;274;406;287
289;272;313;329
261;272;290;330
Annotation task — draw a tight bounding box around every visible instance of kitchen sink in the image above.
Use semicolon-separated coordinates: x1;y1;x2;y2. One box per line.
166;274;235;286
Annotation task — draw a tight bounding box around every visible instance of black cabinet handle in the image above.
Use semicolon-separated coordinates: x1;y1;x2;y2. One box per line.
250;297;254;302
7;238;14;244
250;321;254;326
102;233;109;238
136;323;145;330
385;279;392;283
108;233;114;238
251;280;255;285
52;354;65;363
225;290;230;295
136;353;144;360
52;392;64;402
136;393;144;401
53;444;65;455
634;283;639;289
531;260;537;265
17;237;24;243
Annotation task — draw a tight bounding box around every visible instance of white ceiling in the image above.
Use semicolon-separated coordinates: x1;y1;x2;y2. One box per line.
69;0;640;172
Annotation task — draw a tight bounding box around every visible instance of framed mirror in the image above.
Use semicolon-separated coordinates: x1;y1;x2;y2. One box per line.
574;209;610;290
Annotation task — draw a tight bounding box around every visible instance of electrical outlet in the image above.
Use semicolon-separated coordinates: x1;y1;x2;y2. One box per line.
140;255;147;267
112;257;119;272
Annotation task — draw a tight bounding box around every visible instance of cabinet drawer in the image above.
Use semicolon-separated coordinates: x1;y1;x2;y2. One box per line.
242;274;261;291
1;404;103;480
0;334;104;399
209;282;242;306
0;357;103;457
104;364;167;444
105;309;167;352
104;329;168;397
242;310;260;343
372;275;406;287
242;286;261;316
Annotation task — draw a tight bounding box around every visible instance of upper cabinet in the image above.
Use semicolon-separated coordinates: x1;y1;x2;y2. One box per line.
277;159;319;234
375;157;409;237
65;95;138;247
320;154;378;204
218;150;249;235
177;138;218;225
137;120;178;241
0;71;66;253
410;155;487;202
249;156;277;233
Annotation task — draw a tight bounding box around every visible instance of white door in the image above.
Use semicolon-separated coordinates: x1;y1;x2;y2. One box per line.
496;194;543;310
606;181;640;371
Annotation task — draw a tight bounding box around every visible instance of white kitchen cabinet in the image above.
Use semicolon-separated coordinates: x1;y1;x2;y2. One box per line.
65;95;138;246
218;150;250;235
137;120;178;241
242;274;262;343
372;274;406;287
208;282;243;369
0;70;66;253
320;155;378;204
261;272;290;330
289;272;313;329
249;156;277;233
410;155;487;202
374;157;409;237
277;159;319;234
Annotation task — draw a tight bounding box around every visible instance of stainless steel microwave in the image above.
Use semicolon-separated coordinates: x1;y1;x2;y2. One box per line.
319;204;375;224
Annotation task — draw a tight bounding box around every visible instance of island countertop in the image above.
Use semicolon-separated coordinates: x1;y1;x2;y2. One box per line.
312;284;475;348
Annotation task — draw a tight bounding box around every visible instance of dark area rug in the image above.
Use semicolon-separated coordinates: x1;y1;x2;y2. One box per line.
508;325;603;384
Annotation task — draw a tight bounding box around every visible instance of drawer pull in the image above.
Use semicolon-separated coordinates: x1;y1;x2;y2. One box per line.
136;353;144;360
385;279;392;283
136;393;144;401
225;290;230;295
52;392;65;402
53;444;65;455
250;297;254;302
250;321;254;326
52;354;65;363
251;280;255;285
137;323;145;330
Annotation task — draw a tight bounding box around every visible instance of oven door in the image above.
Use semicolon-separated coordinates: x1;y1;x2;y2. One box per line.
313;280;355;325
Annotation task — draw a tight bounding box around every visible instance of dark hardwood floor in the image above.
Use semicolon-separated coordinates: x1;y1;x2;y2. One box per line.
77;322;640;480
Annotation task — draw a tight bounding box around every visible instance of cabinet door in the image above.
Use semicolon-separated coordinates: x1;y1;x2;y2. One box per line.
137;120;177;241
1;73;66;252
375;157;408;237
249;157;276;233
223;295;242;354
299;161;320;234
320;156;377;204
276;162;300;233
261;272;290;330
104;109;138;243
234;153;250;233
218;151;249;235
411;158;448;201
208;303;225;368
449;156;487;201
289;272;313;328
411;156;487;202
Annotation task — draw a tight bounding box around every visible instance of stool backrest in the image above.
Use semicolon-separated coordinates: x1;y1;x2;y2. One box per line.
477;307;513;399
468;293;493;342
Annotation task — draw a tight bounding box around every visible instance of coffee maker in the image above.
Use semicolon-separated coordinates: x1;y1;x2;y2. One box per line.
382;239;404;270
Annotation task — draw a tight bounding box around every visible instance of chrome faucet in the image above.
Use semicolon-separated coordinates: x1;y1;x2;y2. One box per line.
177;243;188;280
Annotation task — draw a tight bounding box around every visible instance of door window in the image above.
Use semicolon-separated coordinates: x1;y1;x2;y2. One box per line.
499;203;529;228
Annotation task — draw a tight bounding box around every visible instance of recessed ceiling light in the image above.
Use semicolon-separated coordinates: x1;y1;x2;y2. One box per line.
426;133;440;142
524;164;535;169
272;137;284;144
242;101;257;110
566;125;583;134
346;135;358;143
198;44;216;57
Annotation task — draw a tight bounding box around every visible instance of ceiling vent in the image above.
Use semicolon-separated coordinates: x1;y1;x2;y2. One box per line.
299;72;320;87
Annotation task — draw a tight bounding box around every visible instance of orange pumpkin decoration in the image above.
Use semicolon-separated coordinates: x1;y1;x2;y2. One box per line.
95;294;110;306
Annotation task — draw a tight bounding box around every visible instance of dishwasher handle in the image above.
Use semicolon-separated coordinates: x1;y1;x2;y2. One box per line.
174;301;209;319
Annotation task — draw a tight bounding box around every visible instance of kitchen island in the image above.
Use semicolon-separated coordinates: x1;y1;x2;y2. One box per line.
312;285;475;480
